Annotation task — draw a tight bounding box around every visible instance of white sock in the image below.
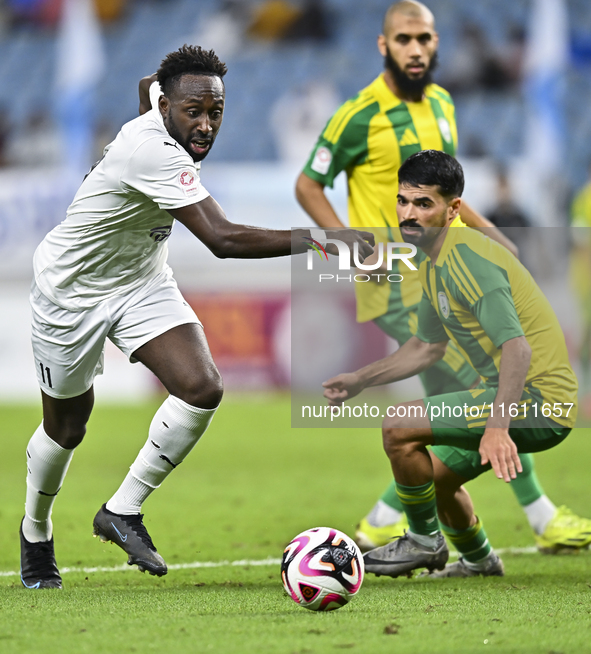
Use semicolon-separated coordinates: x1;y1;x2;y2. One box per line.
106;395;217;515
23;424;75;543
523;495;556;535
366;500;404;528
407;530;439;549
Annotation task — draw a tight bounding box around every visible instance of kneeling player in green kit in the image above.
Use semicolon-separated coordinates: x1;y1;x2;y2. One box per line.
323;150;579;577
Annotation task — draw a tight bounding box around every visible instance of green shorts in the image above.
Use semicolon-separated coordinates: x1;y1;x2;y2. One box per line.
427;386;572;480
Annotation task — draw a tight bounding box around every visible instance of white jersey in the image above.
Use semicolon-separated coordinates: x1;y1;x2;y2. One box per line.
33;89;209;311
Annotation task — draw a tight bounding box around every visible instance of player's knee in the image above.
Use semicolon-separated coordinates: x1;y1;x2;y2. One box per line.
381;411;406;456
382;409;406;433
382;425;404;459
176;366;224;409
45;419;87;449
382;422;423;460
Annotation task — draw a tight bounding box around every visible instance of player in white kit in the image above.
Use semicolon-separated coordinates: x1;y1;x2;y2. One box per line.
21;45;374;589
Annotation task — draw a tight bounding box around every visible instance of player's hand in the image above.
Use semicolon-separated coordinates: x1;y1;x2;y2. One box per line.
138;73;158;115
479;428;522;482
322;373;364;405
326;229;375;265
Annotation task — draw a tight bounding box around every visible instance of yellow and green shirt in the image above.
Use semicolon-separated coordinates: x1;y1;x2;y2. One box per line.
416;218;578;427
302;73;457;323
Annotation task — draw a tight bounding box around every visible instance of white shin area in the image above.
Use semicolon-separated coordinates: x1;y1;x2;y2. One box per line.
23;424;75;543
106;395;217;515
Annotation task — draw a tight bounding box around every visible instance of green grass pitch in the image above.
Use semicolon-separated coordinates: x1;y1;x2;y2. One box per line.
1;395;590;654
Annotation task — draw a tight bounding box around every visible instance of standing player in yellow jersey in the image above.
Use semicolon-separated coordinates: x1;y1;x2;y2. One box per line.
296;1;591;554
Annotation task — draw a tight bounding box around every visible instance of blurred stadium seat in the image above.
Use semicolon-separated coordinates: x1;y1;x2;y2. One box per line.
0;0;589;397
0;0;586;185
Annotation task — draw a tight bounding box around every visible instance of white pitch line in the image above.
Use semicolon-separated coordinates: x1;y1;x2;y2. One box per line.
0;556;283;578
0;547;540;579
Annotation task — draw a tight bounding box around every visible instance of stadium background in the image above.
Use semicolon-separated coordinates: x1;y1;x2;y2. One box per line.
0;3;590;651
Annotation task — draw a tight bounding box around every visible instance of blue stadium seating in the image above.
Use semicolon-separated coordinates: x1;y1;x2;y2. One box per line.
0;0;588;186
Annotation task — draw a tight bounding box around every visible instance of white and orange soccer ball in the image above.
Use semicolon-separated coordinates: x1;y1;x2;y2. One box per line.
281;527;364;611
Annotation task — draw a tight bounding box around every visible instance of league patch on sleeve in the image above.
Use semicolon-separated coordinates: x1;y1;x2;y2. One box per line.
178;169;200;197
310;146;332;175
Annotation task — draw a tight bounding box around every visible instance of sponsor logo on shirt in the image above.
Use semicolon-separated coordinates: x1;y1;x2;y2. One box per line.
179;169;200;197
150;226;172;242
437;118;452;143
310;146;332;175
438;292;450;319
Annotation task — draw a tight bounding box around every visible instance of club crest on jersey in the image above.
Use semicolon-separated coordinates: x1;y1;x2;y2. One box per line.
437;118;452;143
310;146;332;175
438;292;450;319
150;226;172;242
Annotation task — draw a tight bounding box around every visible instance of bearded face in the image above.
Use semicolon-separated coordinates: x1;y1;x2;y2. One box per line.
384;46;439;98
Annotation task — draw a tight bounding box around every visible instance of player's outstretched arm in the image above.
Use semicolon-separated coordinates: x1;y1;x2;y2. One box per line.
295;172;347;229
139;73;158;115
168;196;375;261
322;336;448;404
461;200;519;258
479;335;531;482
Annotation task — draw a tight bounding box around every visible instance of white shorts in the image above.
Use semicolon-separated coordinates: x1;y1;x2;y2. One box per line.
30;269;201;399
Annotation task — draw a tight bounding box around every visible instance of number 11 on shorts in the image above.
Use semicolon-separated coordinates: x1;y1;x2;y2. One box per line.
39;362;53;388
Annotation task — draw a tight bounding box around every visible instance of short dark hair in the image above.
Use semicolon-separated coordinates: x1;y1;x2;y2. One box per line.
398;150;464;198
157;45;228;97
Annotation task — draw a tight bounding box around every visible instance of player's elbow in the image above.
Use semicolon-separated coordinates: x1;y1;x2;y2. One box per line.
205;234;238;259
208;241;231;259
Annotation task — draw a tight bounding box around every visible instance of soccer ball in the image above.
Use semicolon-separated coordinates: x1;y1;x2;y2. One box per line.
281;527;364;611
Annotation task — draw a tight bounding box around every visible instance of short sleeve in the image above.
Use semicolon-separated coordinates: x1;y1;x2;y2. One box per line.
416;291;449;343
121;138;210;210
302;103;374;188
472;287;524;348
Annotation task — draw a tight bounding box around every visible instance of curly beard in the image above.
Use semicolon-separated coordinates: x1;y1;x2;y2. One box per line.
384;47;439;99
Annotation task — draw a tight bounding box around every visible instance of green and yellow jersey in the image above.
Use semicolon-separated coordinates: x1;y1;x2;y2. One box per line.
302;73;457;323
416;218;578;428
